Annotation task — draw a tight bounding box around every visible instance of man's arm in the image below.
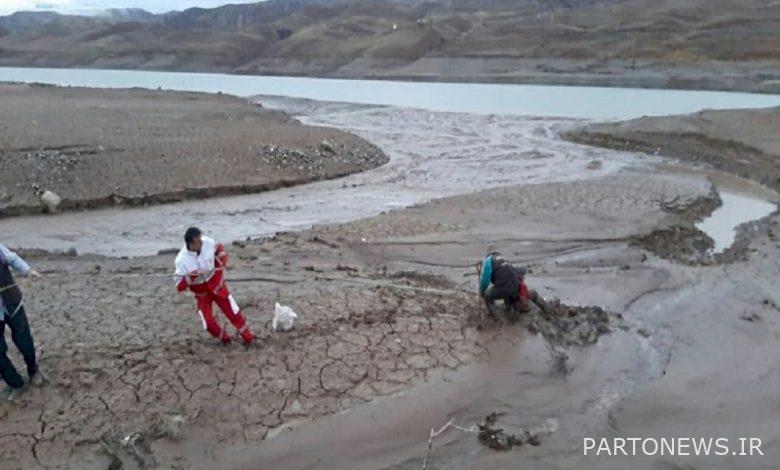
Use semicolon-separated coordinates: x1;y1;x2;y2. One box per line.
215;243;228;268
174;257;192;292
0;245;40;278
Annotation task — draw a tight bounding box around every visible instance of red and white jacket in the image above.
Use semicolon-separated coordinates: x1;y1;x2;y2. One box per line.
174;236;229;297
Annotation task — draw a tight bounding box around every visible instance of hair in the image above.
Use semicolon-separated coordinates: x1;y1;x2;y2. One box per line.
184;227;202;247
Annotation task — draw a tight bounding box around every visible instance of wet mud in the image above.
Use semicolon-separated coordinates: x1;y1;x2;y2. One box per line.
1;166;746;469
3;98;780;470
0;96;648;256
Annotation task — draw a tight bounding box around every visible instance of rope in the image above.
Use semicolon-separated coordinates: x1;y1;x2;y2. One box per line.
35;269;478;297
0;283;17;293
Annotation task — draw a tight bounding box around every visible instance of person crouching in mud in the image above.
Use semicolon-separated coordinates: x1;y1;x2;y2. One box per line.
0;243;44;403
175;227;256;345
478;251;549;316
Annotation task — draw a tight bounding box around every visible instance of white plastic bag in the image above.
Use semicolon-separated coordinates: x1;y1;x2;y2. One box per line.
272;302;298;332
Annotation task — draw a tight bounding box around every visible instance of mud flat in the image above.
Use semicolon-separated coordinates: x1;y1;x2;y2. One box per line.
565;106;780;191
5;162;780;469
0;83;386;216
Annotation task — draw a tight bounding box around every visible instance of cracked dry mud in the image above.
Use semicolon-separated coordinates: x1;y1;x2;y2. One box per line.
0;169;721;469
2;258;483;469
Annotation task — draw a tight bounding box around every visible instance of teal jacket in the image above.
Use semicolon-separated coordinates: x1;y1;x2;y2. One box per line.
479;255;492;294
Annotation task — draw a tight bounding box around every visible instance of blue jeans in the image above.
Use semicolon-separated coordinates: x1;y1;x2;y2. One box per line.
0;305;37;389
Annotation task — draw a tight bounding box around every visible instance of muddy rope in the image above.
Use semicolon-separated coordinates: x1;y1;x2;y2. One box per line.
34;269;480;297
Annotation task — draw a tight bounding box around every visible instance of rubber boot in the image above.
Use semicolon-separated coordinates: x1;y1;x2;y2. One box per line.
218;326;232;345
238;325;256;346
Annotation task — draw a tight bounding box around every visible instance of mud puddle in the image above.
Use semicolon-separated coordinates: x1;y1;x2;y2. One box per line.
659;164;779;254
698;192;777;253
203;321;643;470
1;98;649;257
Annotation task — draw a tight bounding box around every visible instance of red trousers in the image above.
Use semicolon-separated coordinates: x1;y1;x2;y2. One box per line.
195;288;248;343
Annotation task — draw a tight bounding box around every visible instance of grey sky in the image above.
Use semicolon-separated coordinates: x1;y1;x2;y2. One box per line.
0;1;264;15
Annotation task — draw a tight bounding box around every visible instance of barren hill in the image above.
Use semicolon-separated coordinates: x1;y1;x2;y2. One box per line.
1;0;778;92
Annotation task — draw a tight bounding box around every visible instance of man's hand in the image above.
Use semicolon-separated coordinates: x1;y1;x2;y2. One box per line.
28;270;42;279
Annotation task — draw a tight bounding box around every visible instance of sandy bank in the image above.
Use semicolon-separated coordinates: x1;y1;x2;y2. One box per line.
0;83;387;216
565;106;780;191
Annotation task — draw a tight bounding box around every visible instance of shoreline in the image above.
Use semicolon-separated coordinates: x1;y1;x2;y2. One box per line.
564;106;780;192
0;83;387;217
3;62;780;95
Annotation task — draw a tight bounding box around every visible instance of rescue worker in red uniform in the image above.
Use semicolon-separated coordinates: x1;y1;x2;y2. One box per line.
174;227;256;345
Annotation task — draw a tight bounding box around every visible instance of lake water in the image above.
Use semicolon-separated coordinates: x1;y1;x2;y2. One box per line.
1;67;779;120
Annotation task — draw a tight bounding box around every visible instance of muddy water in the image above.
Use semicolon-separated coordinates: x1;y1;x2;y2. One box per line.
208;326;647;470
659;165;779;253
699;192;777;253
0;98;651;256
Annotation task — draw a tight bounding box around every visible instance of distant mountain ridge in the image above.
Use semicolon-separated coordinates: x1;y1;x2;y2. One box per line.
0;0;778;93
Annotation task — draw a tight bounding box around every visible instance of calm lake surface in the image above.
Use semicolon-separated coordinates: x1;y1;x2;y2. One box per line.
1;67;779;120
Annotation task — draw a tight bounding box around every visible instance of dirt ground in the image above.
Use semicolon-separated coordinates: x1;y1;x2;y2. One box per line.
2;91;780;469
565;106;780;191
0;84;386;216
4;168;767;469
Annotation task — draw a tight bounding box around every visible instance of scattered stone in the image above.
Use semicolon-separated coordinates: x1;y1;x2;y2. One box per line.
586;160;603;170
40;190;61;213
259;143;384;177
319;140;337;155
740;312;762;322
637;328;651;338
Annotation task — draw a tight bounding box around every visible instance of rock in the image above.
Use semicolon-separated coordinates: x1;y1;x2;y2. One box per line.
320;140;337;155
40;190;61;213
152;412;187;438
587;160;603;170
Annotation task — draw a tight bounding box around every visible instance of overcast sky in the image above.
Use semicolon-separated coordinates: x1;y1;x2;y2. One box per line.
0;0;264;15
